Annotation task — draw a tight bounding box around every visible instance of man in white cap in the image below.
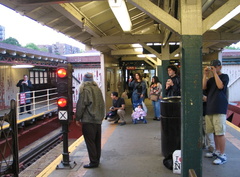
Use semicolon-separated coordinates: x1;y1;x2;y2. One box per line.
203;59;229;165
76;72;105;168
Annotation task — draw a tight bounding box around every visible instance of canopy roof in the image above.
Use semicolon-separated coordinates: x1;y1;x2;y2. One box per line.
1;0;240;63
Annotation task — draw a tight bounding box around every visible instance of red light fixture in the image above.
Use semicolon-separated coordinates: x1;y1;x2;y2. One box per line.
57;98;67;107
57;68;67;78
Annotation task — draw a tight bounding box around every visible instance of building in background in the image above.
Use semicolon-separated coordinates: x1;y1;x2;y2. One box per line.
222;49;240;102
0;25;5;41
38;42;81;55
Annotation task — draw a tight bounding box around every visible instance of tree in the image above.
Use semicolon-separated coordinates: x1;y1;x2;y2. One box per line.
25;43;40;50
1;37;21;46
39;47;49;52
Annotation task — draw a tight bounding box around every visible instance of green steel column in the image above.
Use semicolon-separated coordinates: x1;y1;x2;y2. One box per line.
158;60;169;97
181;35;202;177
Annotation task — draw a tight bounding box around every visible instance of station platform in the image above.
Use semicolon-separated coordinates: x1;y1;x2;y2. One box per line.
20;99;240;177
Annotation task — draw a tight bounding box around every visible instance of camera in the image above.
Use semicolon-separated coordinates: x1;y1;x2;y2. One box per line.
207;66;211;70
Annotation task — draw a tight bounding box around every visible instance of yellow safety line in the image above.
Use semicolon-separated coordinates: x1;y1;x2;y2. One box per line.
36;136;84;177
37;123;118;177
2;108;57;129
227;121;240;132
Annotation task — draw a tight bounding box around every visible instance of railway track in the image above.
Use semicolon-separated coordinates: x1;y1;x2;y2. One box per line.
19;131;63;171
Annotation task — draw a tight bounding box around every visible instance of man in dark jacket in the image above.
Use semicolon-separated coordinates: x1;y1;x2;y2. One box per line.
76;72;105;168
16;74;33;114
165;65;181;97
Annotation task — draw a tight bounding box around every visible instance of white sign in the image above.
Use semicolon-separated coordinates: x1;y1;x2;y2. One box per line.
58;111;68;120
173;150;181;174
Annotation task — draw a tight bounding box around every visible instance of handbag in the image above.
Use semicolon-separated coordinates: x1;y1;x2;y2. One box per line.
150;94;158;101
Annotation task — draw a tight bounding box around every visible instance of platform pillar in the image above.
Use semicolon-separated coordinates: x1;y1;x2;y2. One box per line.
181;35;202;177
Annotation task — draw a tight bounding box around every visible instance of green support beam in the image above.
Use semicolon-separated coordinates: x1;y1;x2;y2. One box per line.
181;35;203;177
158;60;170;97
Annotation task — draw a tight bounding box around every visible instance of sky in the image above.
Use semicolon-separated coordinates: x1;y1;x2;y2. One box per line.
0;4;85;49
0;4;240;49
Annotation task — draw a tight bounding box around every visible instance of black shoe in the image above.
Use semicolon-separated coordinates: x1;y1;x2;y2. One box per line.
27;111;32;114
83;163;99;168
120;121;126;126
153;117;158;120
114;118;120;124
157;117;161;121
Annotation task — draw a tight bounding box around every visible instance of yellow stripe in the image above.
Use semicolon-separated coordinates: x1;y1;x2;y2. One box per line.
36;136;84;177
37;123;117;177
2;108;58;129
227;121;240;132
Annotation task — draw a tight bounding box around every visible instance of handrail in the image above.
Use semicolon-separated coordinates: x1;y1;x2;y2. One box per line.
16;88;58;121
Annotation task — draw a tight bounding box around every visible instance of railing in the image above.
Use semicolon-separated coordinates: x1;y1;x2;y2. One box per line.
0;100;19;176
16;88;58;121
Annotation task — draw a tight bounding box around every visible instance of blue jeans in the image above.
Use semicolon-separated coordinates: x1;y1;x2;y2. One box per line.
152;99;161;118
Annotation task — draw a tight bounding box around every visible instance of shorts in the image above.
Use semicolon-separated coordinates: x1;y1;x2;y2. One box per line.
205;114;226;135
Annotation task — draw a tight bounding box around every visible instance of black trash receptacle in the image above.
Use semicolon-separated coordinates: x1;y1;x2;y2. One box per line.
160;96;181;158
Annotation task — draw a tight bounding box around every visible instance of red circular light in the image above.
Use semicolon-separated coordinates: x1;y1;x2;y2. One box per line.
58;98;67;107
57;68;67;78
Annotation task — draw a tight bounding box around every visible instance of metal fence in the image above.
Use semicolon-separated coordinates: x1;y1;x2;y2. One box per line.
16;88;58;120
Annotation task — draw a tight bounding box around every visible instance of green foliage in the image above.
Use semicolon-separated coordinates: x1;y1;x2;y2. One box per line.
39;47;49;52
1;37;21;46
225;46;240;50
24;43;40;50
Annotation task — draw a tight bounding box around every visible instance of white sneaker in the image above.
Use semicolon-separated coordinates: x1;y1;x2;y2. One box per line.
213;154;227;165
205;151;220;158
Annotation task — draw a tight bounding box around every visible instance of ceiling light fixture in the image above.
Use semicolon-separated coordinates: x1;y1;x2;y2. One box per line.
12;65;34;68
137;54;145;58
210;5;240;30
108;0;132;32
134;48;143;52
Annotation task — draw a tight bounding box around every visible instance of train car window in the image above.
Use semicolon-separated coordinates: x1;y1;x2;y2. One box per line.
35;77;39;84
40;72;44;84
29;69;53;87
30;71;34;84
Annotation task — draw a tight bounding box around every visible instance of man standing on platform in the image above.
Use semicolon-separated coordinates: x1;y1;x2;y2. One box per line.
76;72;105;168
16;74;33;114
203;59;229;165
165;65;181;97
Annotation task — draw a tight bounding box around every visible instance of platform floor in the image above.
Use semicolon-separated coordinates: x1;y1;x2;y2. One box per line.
19;99;240;177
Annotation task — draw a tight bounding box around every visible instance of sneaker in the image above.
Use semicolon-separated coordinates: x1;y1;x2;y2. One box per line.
208;146;214;153
205;151;220;158
120;121;126;126
107;118;115;122
213;154;227;165
114;118;120;124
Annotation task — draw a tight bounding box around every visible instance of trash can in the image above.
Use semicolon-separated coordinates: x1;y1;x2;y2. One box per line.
160;96;181;158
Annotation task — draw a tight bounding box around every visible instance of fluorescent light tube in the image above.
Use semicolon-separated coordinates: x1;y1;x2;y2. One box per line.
12;65;34;68
108;0;132;32
210;5;240;30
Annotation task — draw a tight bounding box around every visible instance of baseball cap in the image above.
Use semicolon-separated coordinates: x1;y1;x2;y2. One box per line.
83;72;93;82
210;59;221;67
